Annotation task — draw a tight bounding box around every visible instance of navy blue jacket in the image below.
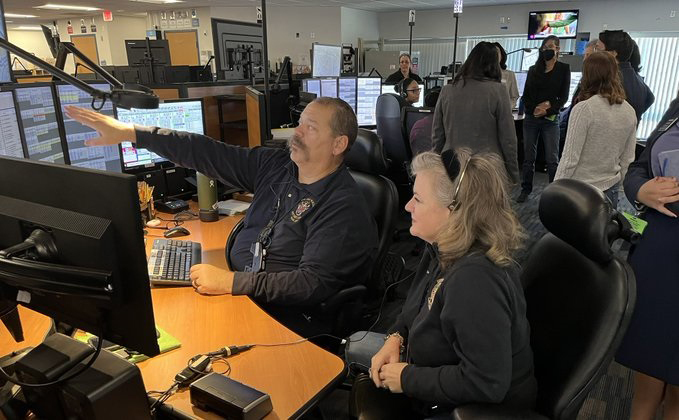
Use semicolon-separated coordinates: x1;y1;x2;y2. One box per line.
624;97;679;215
135;127;378;335
619;61;655;123
388;245;537;413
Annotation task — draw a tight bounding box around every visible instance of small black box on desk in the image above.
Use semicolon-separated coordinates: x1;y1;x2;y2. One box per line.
190;372;273;420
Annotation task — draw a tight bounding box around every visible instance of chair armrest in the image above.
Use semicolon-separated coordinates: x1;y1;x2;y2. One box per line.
319;285;366;315
453;404;548;420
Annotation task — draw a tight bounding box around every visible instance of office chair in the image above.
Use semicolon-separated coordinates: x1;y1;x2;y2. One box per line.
345;129;403;301
352;179;637;420
453;179;638;420
375;93;413;207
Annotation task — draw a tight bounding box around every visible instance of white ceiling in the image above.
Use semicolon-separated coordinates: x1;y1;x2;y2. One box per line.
3;0;572;26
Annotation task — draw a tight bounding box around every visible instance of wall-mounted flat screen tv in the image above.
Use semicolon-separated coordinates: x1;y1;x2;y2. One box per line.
528;10;579;40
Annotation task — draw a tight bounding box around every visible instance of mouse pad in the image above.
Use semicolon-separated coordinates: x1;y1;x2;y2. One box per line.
75;325;181;364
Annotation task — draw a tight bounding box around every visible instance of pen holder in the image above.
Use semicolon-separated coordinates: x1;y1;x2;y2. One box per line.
140;201;155;224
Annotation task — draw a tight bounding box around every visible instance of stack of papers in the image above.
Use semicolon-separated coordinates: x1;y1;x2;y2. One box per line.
216;199;251;216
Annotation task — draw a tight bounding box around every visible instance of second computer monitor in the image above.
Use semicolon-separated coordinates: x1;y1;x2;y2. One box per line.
356;77;382;126
56;83;123;172
14;84;67;164
116;99;205;171
338;77;357;112
302;78;321;98
320;78;338;98
0;91;26;159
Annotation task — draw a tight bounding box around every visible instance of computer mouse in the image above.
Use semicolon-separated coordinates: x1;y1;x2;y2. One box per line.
164;226;190;238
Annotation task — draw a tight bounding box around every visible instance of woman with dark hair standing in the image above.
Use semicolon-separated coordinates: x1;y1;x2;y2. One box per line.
432;41;519;183
385;53;423;84
554;51;637;208
516;35;570;203
493;42;520;109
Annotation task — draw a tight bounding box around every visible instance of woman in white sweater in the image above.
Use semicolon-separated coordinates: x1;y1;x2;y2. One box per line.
555;51;637;207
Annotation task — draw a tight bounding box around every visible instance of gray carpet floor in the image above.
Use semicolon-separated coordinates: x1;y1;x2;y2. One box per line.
306;172;637;420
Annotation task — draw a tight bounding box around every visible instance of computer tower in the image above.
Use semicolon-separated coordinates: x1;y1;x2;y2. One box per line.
165;66;191;84
137;170;167;199
164;167;194;197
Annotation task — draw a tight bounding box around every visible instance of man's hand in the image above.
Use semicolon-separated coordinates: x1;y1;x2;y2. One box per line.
64;105;136;146
190;264;235;295
378;363;408;393
637;176;679;217
370;337;401;388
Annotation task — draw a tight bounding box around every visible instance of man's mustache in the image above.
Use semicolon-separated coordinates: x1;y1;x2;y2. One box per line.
287;134;307;151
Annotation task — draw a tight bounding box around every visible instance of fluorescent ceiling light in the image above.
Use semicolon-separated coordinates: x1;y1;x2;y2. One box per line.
128;0;184;4
5;13;39;18
14;26;44;30
34;4;102;11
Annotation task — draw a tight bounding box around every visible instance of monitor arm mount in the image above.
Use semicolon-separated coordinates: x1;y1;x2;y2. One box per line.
0;33;158;110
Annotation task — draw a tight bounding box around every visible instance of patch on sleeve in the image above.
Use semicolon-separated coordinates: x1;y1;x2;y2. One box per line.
290;197;316;222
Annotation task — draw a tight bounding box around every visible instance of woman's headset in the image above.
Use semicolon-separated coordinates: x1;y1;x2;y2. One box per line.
397;78;415;99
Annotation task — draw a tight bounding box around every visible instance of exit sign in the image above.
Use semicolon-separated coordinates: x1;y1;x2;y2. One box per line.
103;10;113;22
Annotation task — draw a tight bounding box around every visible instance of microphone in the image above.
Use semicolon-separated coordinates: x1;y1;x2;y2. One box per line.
108;84;159;110
206;345;254;357
203;55;215;72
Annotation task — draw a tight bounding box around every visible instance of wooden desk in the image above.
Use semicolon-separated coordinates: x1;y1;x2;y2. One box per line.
1;213;345;419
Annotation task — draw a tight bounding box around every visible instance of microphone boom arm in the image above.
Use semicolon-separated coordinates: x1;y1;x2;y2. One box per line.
0;37;158;109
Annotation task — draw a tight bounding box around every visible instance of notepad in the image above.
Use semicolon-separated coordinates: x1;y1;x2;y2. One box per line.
75;325;181;364
216;199;251;216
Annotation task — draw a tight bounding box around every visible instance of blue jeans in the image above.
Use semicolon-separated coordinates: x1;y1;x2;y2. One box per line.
604;182;620;209
345;331;386;372
521;114;560;194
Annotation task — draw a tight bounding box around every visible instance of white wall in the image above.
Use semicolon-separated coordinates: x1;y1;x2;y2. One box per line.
106;16;148;66
378;0;679;40
341;7;379;46
7;30;54;69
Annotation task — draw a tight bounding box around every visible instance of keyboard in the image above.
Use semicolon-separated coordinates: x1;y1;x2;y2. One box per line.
148;239;202;286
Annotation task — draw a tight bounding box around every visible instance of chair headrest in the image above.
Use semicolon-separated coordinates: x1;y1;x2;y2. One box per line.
539;179;622;263
345;129;389;175
376;93;405;118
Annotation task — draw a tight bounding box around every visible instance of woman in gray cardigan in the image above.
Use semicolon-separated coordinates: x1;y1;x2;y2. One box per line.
433;41;519;183
554;51;637;208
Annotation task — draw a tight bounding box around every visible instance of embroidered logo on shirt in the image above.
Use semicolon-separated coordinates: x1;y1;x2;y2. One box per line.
427;278;444;310
290;198;315;222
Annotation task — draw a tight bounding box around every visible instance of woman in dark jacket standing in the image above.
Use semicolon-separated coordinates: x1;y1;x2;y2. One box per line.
385;53;423;85
616;93;679;420
517;35;570;202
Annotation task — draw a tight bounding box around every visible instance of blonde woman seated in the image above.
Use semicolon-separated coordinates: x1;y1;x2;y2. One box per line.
347;149;537;418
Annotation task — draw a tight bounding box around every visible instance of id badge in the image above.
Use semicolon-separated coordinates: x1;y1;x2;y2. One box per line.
245;241;266;273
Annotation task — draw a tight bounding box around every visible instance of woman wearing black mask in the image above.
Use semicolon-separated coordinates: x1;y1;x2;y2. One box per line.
516;35;571;203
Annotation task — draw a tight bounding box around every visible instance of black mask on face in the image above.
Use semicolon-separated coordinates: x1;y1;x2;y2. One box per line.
541;49;556;61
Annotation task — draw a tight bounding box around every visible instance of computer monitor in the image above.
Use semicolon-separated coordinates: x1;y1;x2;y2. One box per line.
116;99;205;171
338;77;357;112
381;83;425;108
14;84;67;164
356;77;382;126
0;156;159;356
302;78;321;98
56;82;123;172
521;49;540;72
0;91;26;158
125;39;171;66
0;0;12;84
311;43;342;78
564;71;583;108
319;78;338;98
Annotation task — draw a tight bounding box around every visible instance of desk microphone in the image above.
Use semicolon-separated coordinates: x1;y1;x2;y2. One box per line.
202;55;215;72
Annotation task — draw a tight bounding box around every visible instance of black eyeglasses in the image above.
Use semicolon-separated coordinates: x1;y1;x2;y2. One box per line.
406;88;422;93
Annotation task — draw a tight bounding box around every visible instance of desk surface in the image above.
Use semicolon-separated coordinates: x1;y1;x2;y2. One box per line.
1;211;345;419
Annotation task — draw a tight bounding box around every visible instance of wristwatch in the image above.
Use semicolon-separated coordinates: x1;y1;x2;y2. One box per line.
384;332;405;354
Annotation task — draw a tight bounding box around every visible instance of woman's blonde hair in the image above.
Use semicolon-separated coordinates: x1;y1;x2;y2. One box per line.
410;149;524;268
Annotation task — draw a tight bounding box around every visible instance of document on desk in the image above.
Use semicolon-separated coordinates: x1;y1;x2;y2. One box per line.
217;199;251;216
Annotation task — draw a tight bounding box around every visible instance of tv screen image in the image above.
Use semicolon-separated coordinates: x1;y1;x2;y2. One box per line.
528;10;579;40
